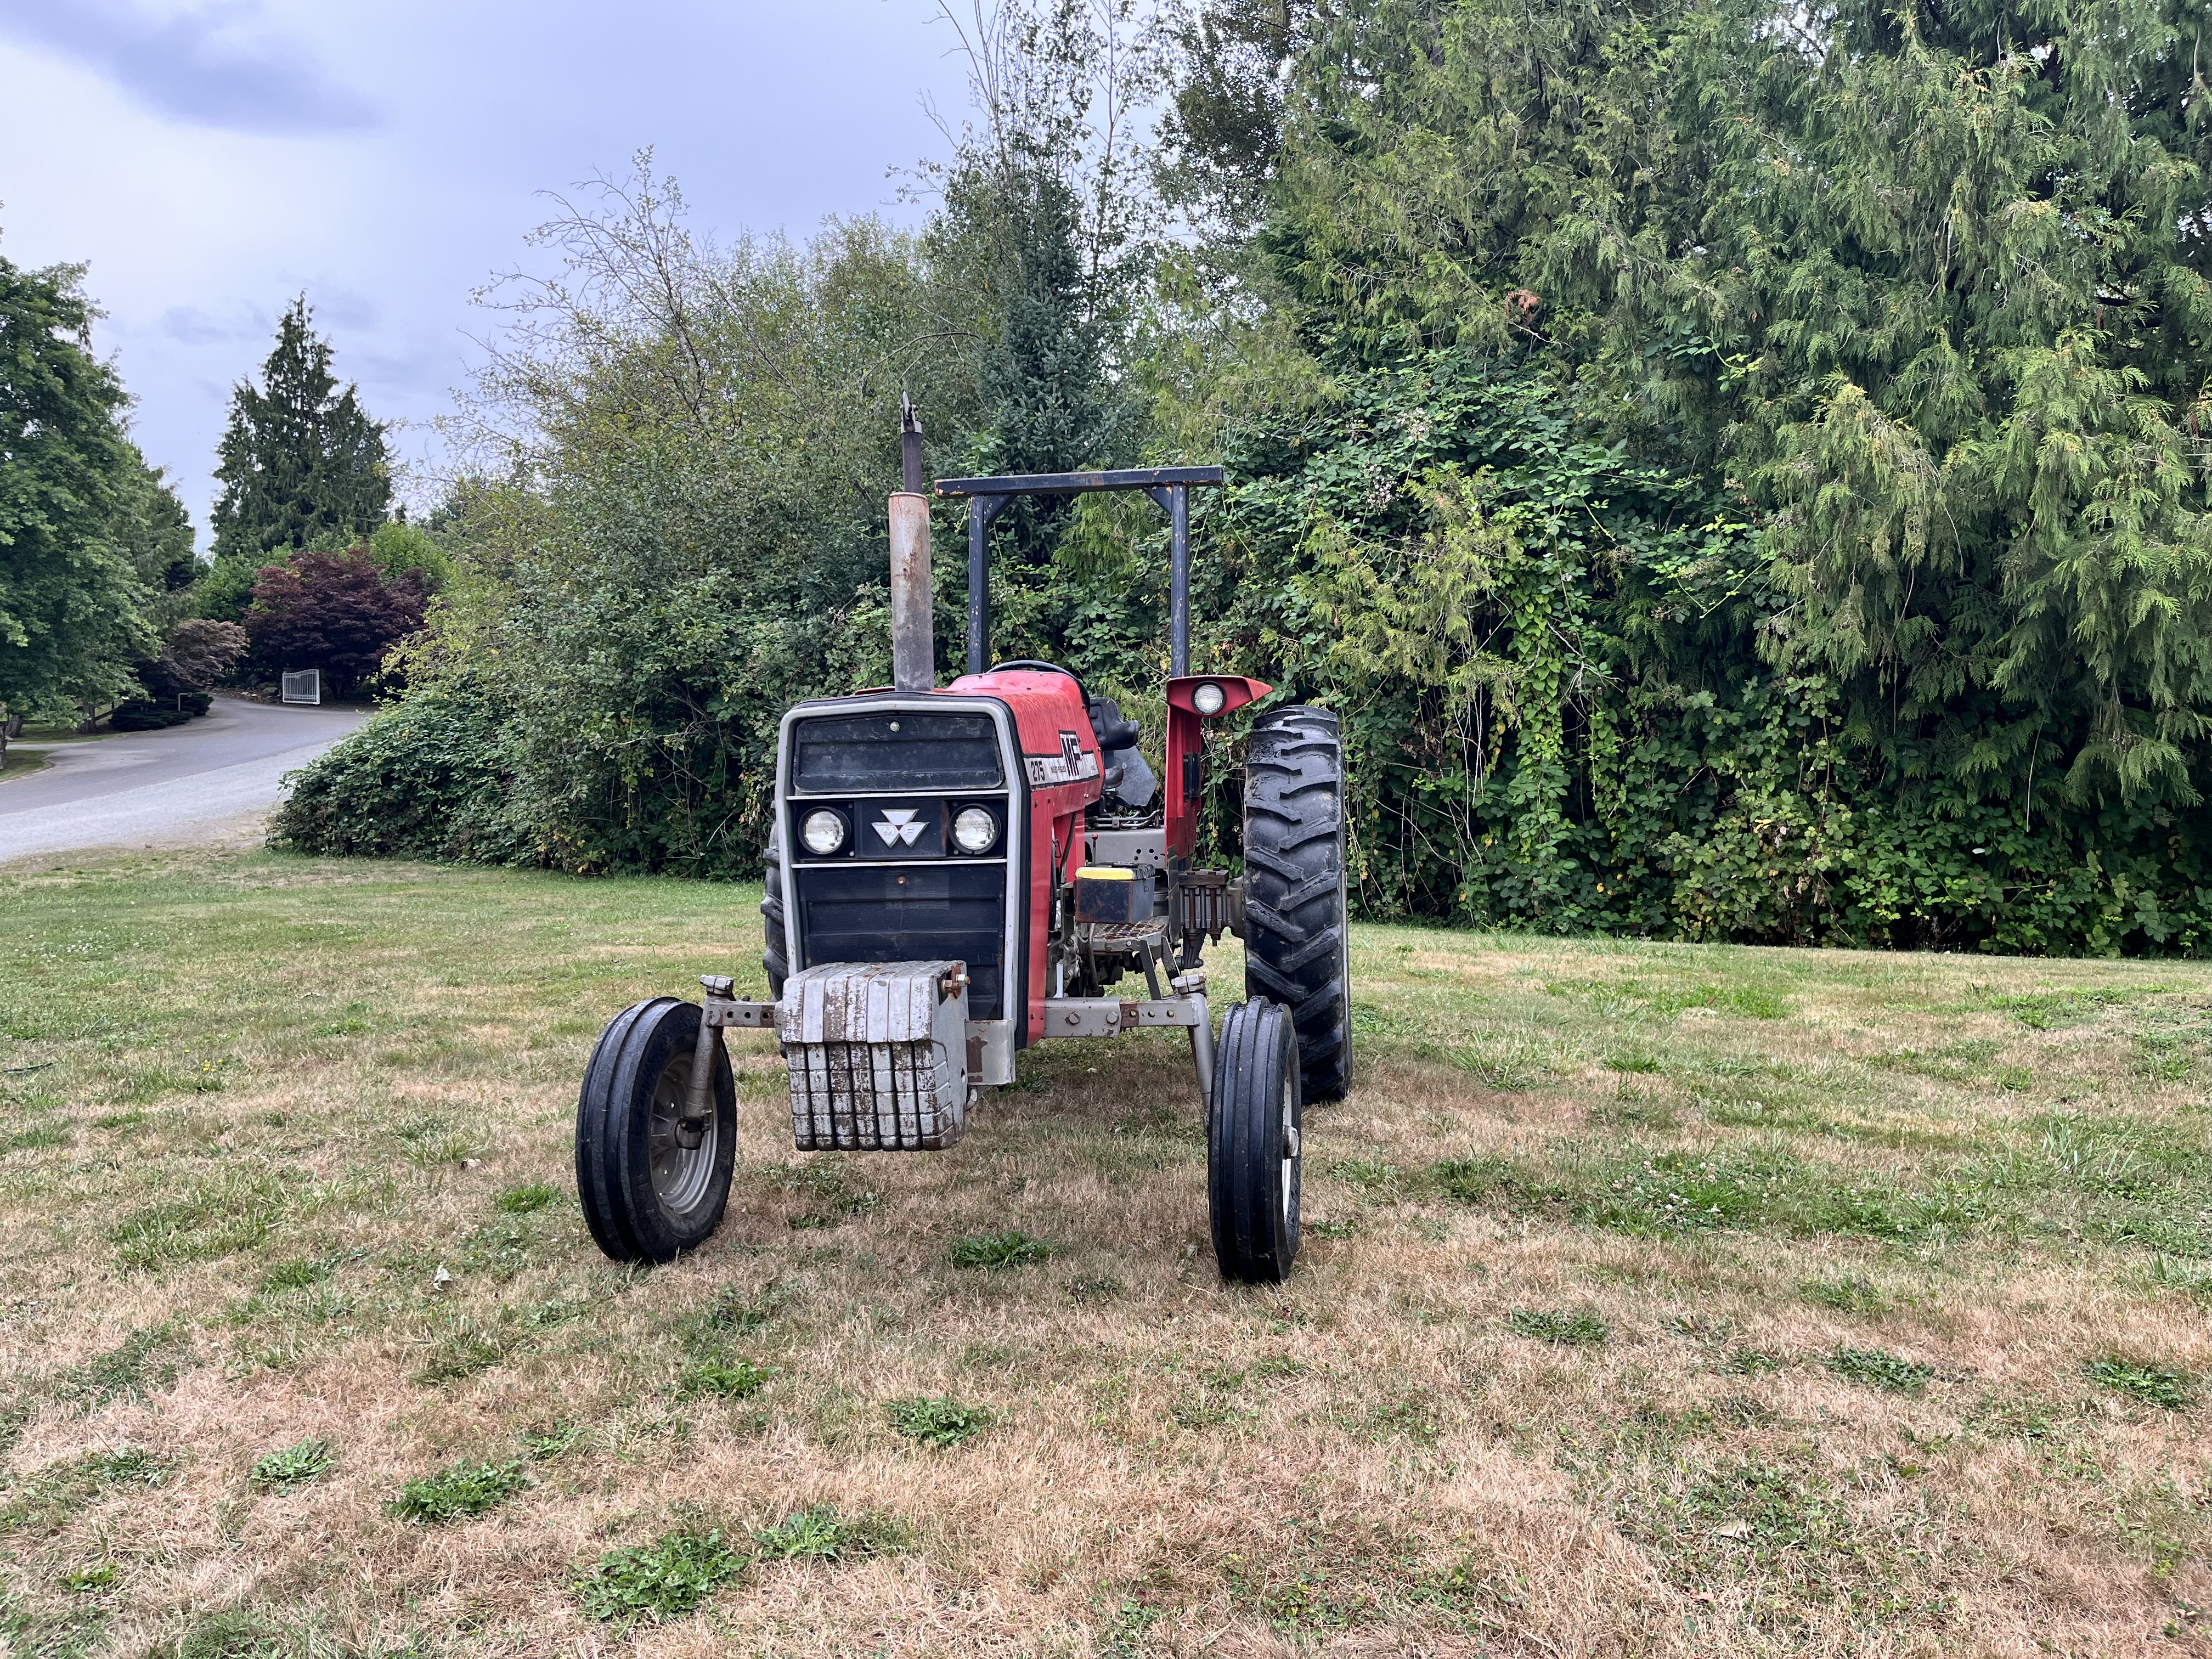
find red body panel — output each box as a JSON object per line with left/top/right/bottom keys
{"left": 944, "top": 668, "right": 1103, "bottom": 1041}
{"left": 1163, "top": 675, "right": 1271, "bottom": 860}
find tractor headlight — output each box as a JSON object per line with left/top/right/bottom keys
{"left": 800, "top": 808, "right": 849, "bottom": 856}
{"left": 1192, "top": 680, "right": 1227, "bottom": 716}
{"left": 952, "top": 805, "right": 1001, "bottom": 854}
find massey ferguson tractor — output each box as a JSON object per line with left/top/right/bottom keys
{"left": 574, "top": 411, "right": 1350, "bottom": 1283}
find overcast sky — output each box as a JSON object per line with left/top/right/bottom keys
{"left": 0, "top": 0, "right": 974, "bottom": 550}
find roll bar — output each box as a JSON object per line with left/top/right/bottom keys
{"left": 933, "top": 466, "right": 1227, "bottom": 679}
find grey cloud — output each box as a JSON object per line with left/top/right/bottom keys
{"left": 157, "top": 303, "right": 262, "bottom": 345}
{"left": 0, "top": 1, "right": 379, "bottom": 136}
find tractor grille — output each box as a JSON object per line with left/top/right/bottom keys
{"left": 792, "top": 862, "right": 1007, "bottom": 1021}
{"left": 791, "top": 712, "right": 1005, "bottom": 793}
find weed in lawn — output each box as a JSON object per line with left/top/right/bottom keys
{"left": 387, "top": 1458, "right": 528, "bottom": 1523}
{"left": 886, "top": 1395, "right": 994, "bottom": 1448}
{"left": 1801, "top": 1274, "right": 1892, "bottom": 1313}
{"left": 751, "top": 1502, "right": 911, "bottom": 1561}
{"left": 1067, "top": 1274, "right": 1124, "bottom": 1303}
{"left": 678, "top": 1357, "right": 775, "bottom": 1400}
{"left": 2085, "top": 1357, "right": 2193, "bottom": 1409}
{"left": 2147, "top": 1255, "right": 2212, "bottom": 1299}
{"left": 1426, "top": 1154, "right": 1521, "bottom": 1205}
{"left": 572, "top": 1528, "right": 746, "bottom": 1624}
{"left": 63, "top": 1562, "right": 118, "bottom": 1593}
{"left": 1718, "top": 1346, "right": 1786, "bottom": 1376}
{"left": 1330, "top": 1156, "right": 1403, "bottom": 1194}
{"left": 521, "top": 1419, "right": 583, "bottom": 1459}
{"left": 1827, "top": 1347, "right": 1934, "bottom": 1394}
{"left": 494, "top": 1182, "right": 556, "bottom": 1214}
{"left": 1507, "top": 1306, "right": 1611, "bottom": 1346}
{"left": 949, "top": 1231, "right": 1049, "bottom": 1269}
{"left": 249, "top": 1437, "right": 331, "bottom": 1491}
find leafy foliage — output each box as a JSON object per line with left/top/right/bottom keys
{"left": 278, "top": 0, "right": 2212, "bottom": 957}
{"left": 244, "top": 547, "right": 426, "bottom": 693}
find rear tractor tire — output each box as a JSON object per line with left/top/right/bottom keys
{"left": 1208, "top": 998, "right": 1302, "bottom": 1283}
{"left": 576, "top": 997, "right": 737, "bottom": 1264}
{"left": 1243, "top": 706, "right": 1352, "bottom": 1102}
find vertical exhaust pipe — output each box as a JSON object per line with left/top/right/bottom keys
{"left": 890, "top": 397, "right": 933, "bottom": 693}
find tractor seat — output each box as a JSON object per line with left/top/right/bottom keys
{"left": 1086, "top": 696, "right": 1142, "bottom": 753}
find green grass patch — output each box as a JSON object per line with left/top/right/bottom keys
{"left": 2084, "top": 1357, "right": 2193, "bottom": 1410}
{"left": 1799, "top": 1274, "right": 1891, "bottom": 1313}
{"left": 886, "top": 1395, "right": 994, "bottom": 1448}
{"left": 751, "top": 1502, "right": 912, "bottom": 1561}
{"left": 677, "top": 1357, "right": 775, "bottom": 1400}
{"left": 949, "top": 1231, "right": 1050, "bottom": 1269}
{"left": 494, "top": 1182, "right": 557, "bottom": 1214}
{"left": 387, "top": 1458, "right": 528, "bottom": 1523}
{"left": 1506, "top": 1306, "right": 1611, "bottom": 1346}
{"left": 1826, "top": 1347, "right": 1934, "bottom": 1394}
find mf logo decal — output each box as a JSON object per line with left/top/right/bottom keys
{"left": 1024, "top": 736, "right": 1102, "bottom": 787}
{"left": 872, "top": 807, "right": 926, "bottom": 847}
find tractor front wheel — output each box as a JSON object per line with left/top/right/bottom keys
{"left": 1208, "top": 999, "right": 1302, "bottom": 1283}
{"left": 575, "top": 997, "right": 737, "bottom": 1263}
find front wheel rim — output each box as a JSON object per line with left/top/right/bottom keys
{"left": 646, "top": 1053, "right": 718, "bottom": 1219}
{"left": 1280, "top": 1074, "right": 1299, "bottom": 1226}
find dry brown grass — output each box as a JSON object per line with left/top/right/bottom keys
{"left": 0, "top": 849, "right": 2207, "bottom": 1657}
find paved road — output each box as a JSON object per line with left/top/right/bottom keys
{"left": 0, "top": 696, "right": 370, "bottom": 862}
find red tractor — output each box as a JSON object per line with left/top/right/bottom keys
{"left": 575, "top": 413, "right": 1350, "bottom": 1282}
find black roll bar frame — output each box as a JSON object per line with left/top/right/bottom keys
{"left": 932, "top": 466, "right": 1226, "bottom": 679}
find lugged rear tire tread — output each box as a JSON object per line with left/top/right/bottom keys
{"left": 1243, "top": 706, "right": 1353, "bottom": 1102}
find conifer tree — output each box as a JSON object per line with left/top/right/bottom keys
{"left": 202, "top": 298, "right": 390, "bottom": 619}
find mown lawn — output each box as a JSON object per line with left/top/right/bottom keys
{"left": 0, "top": 849, "right": 2207, "bottom": 1657}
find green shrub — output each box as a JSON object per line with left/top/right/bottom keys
{"left": 387, "top": 1457, "right": 528, "bottom": 1523}
{"left": 268, "top": 692, "right": 531, "bottom": 863}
